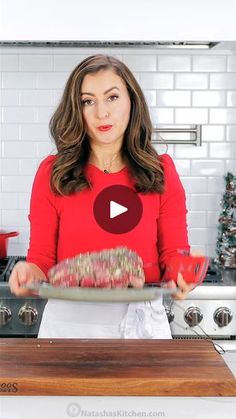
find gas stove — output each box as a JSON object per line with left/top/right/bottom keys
{"left": 164, "top": 262, "right": 236, "bottom": 342}
{"left": 0, "top": 256, "right": 236, "bottom": 341}
{"left": 0, "top": 257, "right": 47, "bottom": 337}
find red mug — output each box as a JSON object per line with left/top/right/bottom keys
{"left": 0, "top": 232, "right": 19, "bottom": 259}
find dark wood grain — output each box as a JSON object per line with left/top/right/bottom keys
{"left": 0, "top": 339, "right": 235, "bottom": 396}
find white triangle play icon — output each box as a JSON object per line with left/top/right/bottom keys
{"left": 110, "top": 200, "right": 128, "bottom": 219}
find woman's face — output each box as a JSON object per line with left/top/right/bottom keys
{"left": 81, "top": 69, "right": 131, "bottom": 147}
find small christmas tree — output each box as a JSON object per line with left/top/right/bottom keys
{"left": 215, "top": 172, "right": 236, "bottom": 268}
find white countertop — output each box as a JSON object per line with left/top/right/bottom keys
{"left": 214, "top": 340, "right": 236, "bottom": 378}
{"left": 222, "top": 352, "right": 236, "bottom": 377}
{"left": 1, "top": 394, "right": 235, "bottom": 419}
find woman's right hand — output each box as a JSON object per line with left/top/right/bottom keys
{"left": 9, "top": 261, "right": 47, "bottom": 297}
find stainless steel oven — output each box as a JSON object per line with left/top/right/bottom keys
{"left": 0, "top": 257, "right": 47, "bottom": 337}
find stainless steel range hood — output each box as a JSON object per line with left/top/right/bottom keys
{"left": 0, "top": 41, "right": 220, "bottom": 49}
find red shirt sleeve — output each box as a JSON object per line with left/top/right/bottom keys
{"left": 157, "top": 154, "right": 190, "bottom": 282}
{"left": 26, "top": 155, "right": 59, "bottom": 276}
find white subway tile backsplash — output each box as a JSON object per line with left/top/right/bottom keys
{"left": 2, "top": 209, "right": 29, "bottom": 226}
{"left": 225, "top": 160, "right": 236, "bottom": 173}
{"left": 37, "top": 142, "right": 56, "bottom": 157}
{"left": 175, "top": 143, "right": 208, "bottom": 159}
{"left": 18, "top": 193, "right": 30, "bottom": 209}
{"left": 174, "top": 159, "right": 191, "bottom": 175}
{"left": 1, "top": 55, "right": 19, "bottom": 71}
{"left": 207, "top": 176, "right": 225, "bottom": 193}
{"left": 226, "top": 125, "right": 236, "bottom": 141}
{"left": 19, "top": 55, "right": 53, "bottom": 71}
{"left": 0, "top": 193, "right": 18, "bottom": 209}
{"left": 189, "top": 228, "right": 217, "bottom": 245}
{"left": 189, "top": 229, "right": 207, "bottom": 245}
{"left": 227, "top": 91, "right": 236, "bottom": 107}
{"left": 175, "top": 74, "right": 208, "bottom": 89}
{"left": 193, "top": 56, "right": 226, "bottom": 72}
{"left": 17, "top": 227, "right": 30, "bottom": 243}
{"left": 0, "top": 124, "right": 20, "bottom": 140}
{"left": 210, "top": 73, "right": 236, "bottom": 89}
{"left": 19, "top": 159, "right": 41, "bottom": 175}
{"left": 208, "top": 229, "right": 219, "bottom": 246}
{"left": 2, "top": 175, "right": 33, "bottom": 193}
{"left": 20, "top": 124, "right": 50, "bottom": 141}
{"left": 191, "top": 160, "right": 225, "bottom": 176}
{"left": 157, "top": 56, "right": 191, "bottom": 72}
{"left": 149, "top": 108, "right": 174, "bottom": 124}
{"left": 122, "top": 55, "right": 156, "bottom": 71}
{"left": 133, "top": 72, "right": 140, "bottom": 83}
{"left": 210, "top": 108, "right": 236, "bottom": 124}
{"left": 20, "top": 90, "right": 54, "bottom": 106}
{"left": 2, "top": 142, "right": 37, "bottom": 158}
{"left": 1, "top": 159, "right": 20, "bottom": 175}
{"left": 155, "top": 144, "right": 174, "bottom": 156}
{"left": 35, "top": 107, "right": 55, "bottom": 123}
{"left": 7, "top": 242, "right": 27, "bottom": 256}
{"left": 191, "top": 245, "right": 207, "bottom": 255}
{"left": 2, "top": 72, "right": 37, "bottom": 88}
{"left": 0, "top": 48, "right": 236, "bottom": 257}
{"left": 143, "top": 90, "right": 156, "bottom": 106}
{"left": 190, "top": 194, "right": 221, "bottom": 211}
{"left": 140, "top": 73, "right": 173, "bottom": 89}
{"left": 156, "top": 91, "right": 190, "bottom": 107}
{"left": 206, "top": 245, "right": 216, "bottom": 257}
{"left": 209, "top": 142, "right": 236, "bottom": 158}
{"left": 53, "top": 90, "right": 63, "bottom": 105}
{"left": 181, "top": 177, "right": 207, "bottom": 193}
{"left": 185, "top": 194, "right": 190, "bottom": 210}
{"left": 37, "top": 72, "right": 69, "bottom": 89}
{"left": 2, "top": 107, "right": 36, "bottom": 123}
{"left": 0, "top": 90, "right": 20, "bottom": 106}
{"left": 207, "top": 211, "right": 220, "bottom": 227}
{"left": 202, "top": 125, "right": 225, "bottom": 142}
{"left": 227, "top": 55, "right": 236, "bottom": 72}
{"left": 187, "top": 211, "right": 207, "bottom": 228}
{"left": 175, "top": 108, "right": 208, "bottom": 124}
{"left": 192, "top": 91, "right": 225, "bottom": 107}
{"left": 53, "top": 55, "right": 87, "bottom": 71}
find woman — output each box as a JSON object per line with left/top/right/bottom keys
{"left": 9, "top": 54, "right": 194, "bottom": 339}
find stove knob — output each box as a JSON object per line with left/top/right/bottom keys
{"left": 184, "top": 307, "right": 203, "bottom": 327}
{"left": 18, "top": 305, "right": 38, "bottom": 326}
{"left": 214, "top": 307, "right": 233, "bottom": 327}
{"left": 165, "top": 308, "right": 174, "bottom": 323}
{"left": 0, "top": 306, "right": 12, "bottom": 326}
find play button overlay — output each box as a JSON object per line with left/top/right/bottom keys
{"left": 93, "top": 185, "right": 143, "bottom": 234}
{"left": 110, "top": 201, "right": 128, "bottom": 218}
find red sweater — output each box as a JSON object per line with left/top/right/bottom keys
{"left": 26, "top": 154, "right": 190, "bottom": 283}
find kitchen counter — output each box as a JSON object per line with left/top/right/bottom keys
{"left": 0, "top": 338, "right": 235, "bottom": 397}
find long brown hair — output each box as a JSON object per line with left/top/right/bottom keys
{"left": 49, "top": 54, "right": 164, "bottom": 195}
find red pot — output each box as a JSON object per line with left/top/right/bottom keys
{"left": 0, "top": 232, "right": 19, "bottom": 259}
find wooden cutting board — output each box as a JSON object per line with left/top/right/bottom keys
{"left": 0, "top": 339, "right": 235, "bottom": 396}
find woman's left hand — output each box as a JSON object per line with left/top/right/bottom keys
{"left": 164, "top": 272, "right": 196, "bottom": 300}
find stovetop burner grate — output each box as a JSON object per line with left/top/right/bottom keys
{"left": 0, "top": 256, "right": 26, "bottom": 282}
